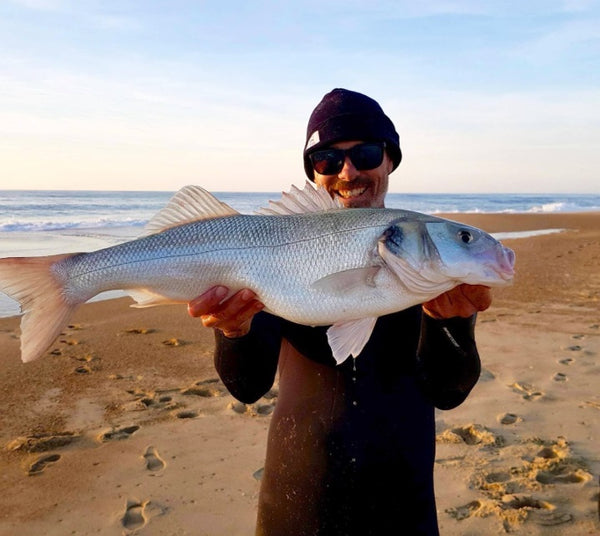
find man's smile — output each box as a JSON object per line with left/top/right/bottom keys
{"left": 334, "top": 186, "right": 368, "bottom": 199}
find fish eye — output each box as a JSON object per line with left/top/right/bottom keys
{"left": 458, "top": 230, "right": 473, "bottom": 244}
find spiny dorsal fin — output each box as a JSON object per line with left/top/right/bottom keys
{"left": 255, "top": 181, "right": 342, "bottom": 215}
{"left": 144, "top": 185, "right": 239, "bottom": 235}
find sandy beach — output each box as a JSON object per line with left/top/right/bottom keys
{"left": 0, "top": 212, "right": 598, "bottom": 536}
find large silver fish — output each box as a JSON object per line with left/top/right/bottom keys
{"left": 0, "top": 182, "right": 514, "bottom": 364}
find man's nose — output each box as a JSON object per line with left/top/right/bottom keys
{"left": 337, "top": 156, "right": 359, "bottom": 180}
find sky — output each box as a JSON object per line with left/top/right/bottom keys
{"left": 1, "top": 1, "right": 599, "bottom": 193}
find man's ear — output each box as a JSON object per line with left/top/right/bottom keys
{"left": 386, "top": 153, "right": 394, "bottom": 173}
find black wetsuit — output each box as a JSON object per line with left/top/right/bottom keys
{"left": 214, "top": 306, "right": 481, "bottom": 536}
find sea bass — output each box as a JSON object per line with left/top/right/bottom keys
{"left": 0, "top": 182, "right": 515, "bottom": 364}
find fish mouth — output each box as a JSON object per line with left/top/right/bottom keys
{"left": 497, "top": 246, "right": 516, "bottom": 279}
{"left": 483, "top": 247, "right": 515, "bottom": 284}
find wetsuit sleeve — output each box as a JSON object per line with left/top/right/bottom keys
{"left": 416, "top": 313, "right": 481, "bottom": 410}
{"left": 213, "top": 312, "right": 282, "bottom": 404}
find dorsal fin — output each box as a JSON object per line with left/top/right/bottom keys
{"left": 144, "top": 185, "right": 239, "bottom": 235}
{"left": 256, "top": 181, "right": 342, "bottom": 215}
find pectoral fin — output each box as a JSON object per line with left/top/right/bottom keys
{"left": 312, "top": 266, "right": 380, "bottom": 294}
{"left": 326, "top": 317, "right": 378, "bottom": 365}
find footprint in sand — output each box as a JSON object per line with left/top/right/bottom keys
{"left": 162, "top": 337, "right": 183, "bottom": 346}
{"left": 445, "top": 499, "right": 490, "bottom": 520}
{"left": 180, "top": 386, "right": 214, "bottom": 397}
{"left": 59, "top": 338, "right": 79, "bottom": 346}
{"left": 498, "top": 412, "right": 521, "bottom": 425}
{"left": 121, "top": 499, "right": 165, "bottom": 531}
{"left": 510, "top": 381, "right": 544, "bottom": 401}
{"left": 263, "top": 388, "right": 279, "bottom": 400}
{"left": 255, "top": 403, "right": 275, "bottom": 415}
{"left": 143, "top": 446, "right": 165, "bottom": 472}
{"left": 553, "top": 372, "right": 568, "bottom": 382}
{"left": 436, "top": 424, "right": 503, "bottom": 447}
{"left": 124, "top": 327, "right": 155, "bottom": 335}
{"left": 478, "top": 368, "right": 496, "bottom": 382}
{"left": 73, "top": 354, "right": 99, "bottom": 374}
{"left": 449, "top": 436, "right": 588, "bottom": 530}
{"left": 504, "top": 496, "right": 574, "bottom": 527}
{"left": 530, "top": 441, "right": 593, "bottom": 485}
{"left": 581, "top": 399, "right": 600, "bottom": 409}
{"left": 27, "top": 453, "right": 61, "bottom": 475}
{"left": 7, "top": 432, "right": 79, "bottom": 453}
{"left": 532, "top": 510, "right": 574, "bottom": 526}
{"left": 253, "top": 467, "right": 264, "bottom": 481}
{"left": 227, "top": 400, "right": 276, "bottom": 417}
{"left": 141, "top": 394, "right": 174, "bottom": 408}
{"left": 229, "top": 401, "right": 249, "bottom": 414}
{"left": 558, "top": 357, "right": 575, "bottom": 365}
{"left": 227, "top": 388, "right": 278, "bottom": 417}
{"left": 173, "top": 409, "right": 198, "bottom": 419}
{"left": 98, "top": 425, "right": 140, "bottom": 442}
{"left": 535, "top": 466, "right": 593, "bottom": 485}
{"left": 447, "top": 495, "right": 573, "bottom": 528}
{"left": 121, "top": 499, "right": 148, "bottom": 531}
{"left": 502, "top": 495, "right": 553, "bottom": 512}
{"left": 181, "top": 378, "right": 226, "bottom": 398}
{"left": 122, "top": 389, "right": 179, "bottom": 412}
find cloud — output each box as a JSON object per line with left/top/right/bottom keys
{"left": 517, "top": 17, "right": 600, "bottom": 62}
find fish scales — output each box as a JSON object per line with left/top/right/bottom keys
{"left": 57, "top": 209, "right": 399, "bottom": 324}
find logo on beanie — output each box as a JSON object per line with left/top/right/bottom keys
{"left": 305, "top": 130, "right": 320, "bottom": 151}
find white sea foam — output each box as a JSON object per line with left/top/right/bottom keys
{"left": 528, "top": 202, "right": 570, "bottom": 213}
{"left": 492, "top": 228, "right": 565, "bottom": 240}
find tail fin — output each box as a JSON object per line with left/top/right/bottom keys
{"left": 0, "top": 253, "right": 79, "bottom": 363}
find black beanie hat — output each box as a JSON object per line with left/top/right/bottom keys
{"left": 303, "top": 88, "right": 402, "bottom": 180}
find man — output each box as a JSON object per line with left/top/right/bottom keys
{"left": 188, "top": 88, "right": 491, "bottom": 535}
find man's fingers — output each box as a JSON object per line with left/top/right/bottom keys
{"left": 203, "top": 299, "right": 264, "bottom": 335}
{"left": 459, "top": 284, "right": 492, "bottom": 312}
{"left": 422, "top": 284, "right": 492, "bottom": 319}
{"left": 216, "top": 289, "right": 259, "bottom": 317}
{"left": 187, "top": 286, "right": 229, "bottom": 317}
{"left": 187, "top": 287, "right": 264, "bottom": 337}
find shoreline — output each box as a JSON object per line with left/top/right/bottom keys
{"left": 0, "top": 211, "right": 599, "bottom": 535}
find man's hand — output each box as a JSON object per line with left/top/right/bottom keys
{"left": 422, "top": 284, "right": 492, "bottom": 320}
{"left": 188, "top": 286, "right": 264, "bottom": 338}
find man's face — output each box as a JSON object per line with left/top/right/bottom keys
{"left": 312, "top": 140, "right": 393, "bottom": 208}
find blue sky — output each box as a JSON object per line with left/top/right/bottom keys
{"left": 1, "top": 1, "right": 599, "bottom": 193}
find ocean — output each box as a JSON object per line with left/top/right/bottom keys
{"left": 1, "top": 188, "right": 598, "bottom": 317}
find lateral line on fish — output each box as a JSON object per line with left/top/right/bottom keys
{"left": 66, "top": 222, "right": 390, "bottom": 279}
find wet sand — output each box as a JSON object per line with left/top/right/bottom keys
{"left": 0, "top": 212, "right": 598, "bottom": 535}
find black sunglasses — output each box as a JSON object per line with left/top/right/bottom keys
{"left": 309, "top": 142, "right": 386, "bottom": 176}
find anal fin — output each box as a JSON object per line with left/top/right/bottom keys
{"left": 127, "top": 289, "right": 183, "bottom": 308}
